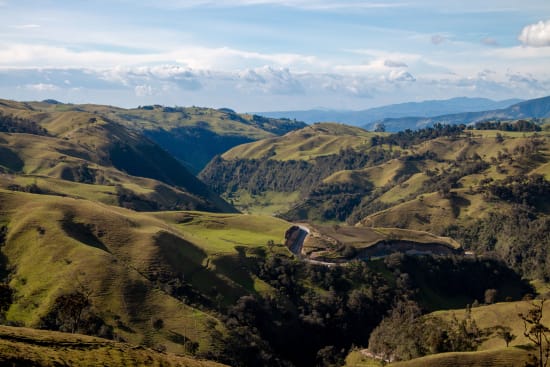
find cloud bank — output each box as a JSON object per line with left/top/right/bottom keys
{"left": 519, "top": 20, "right": 550, "bottom": 47}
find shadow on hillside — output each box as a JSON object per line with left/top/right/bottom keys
{"left": 451, "top": 195, "right": 471, "bottom": 218}
{"left": 61, "top": 214, "right": 110, "bottom": 253}
{"left": 0, "top": 226, "right": 9, "bottom": 280}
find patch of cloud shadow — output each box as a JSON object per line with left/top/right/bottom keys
{"left": 519, "top": 20, "right": 550, "bottom": 47}
{"left": 384, "top": 59, "right": 408, "bottom": 68}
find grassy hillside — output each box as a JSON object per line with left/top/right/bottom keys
{"left": 222, "top": 123, "right": 377, "bottom": 161}
{"left": 0, "top": 100, "right": 235, "bottom": 213}
{"left": 203, "top": 122, "right": 549, "bottom": 227}
{"left": 1, "top": 99, "right": 306, "bottom": 173}
{"left": 0, "top": 325, "right": 227, "bottom": 366}
{"left": 388, "top": 348, "right": 529, "bottom": 367}
{"left": 380, "top": 299, "right": 550, "bottom": 367}
{"left": 0, "top": 189, "right": 290, "bottom": 355}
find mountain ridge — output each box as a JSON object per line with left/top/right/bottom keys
{"left": 256, "top": 97, "right": 523, "bottom": 127}
{"left": 372, "top": 95, "right": 550, "bottom": 131}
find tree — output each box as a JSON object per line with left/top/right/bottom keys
{"left": 485, "top": 288, "right": 498, "bottom": 304}
{"left": 497, "top": 327, "right": 516, "bottom": 347}
{"left": 519, "top": 299, "right": 550, "bottom": 367}
{"left": 374, "top": 123, "right": 386, "bottom": 133}
{"left": 0, "top": 283, "right": 14, "bottom": 322}
{"left": 41, "top": 291, "right": 91, "bottom": 333}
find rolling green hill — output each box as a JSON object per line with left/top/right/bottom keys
{"left": 0, "top": 98, "right": 547, "bottom": 367}
{"left": 201, "top": 121, "right": 550, "bottom": 281}
{"left": 0, "top": 99, "right": 235, "bottom": 213}
{"left": 201, "top": 121, "right": 549, "bottom": 224}
{"left": 3, "top": 99, "right": 306, "bottom": 173}
{"left": 0, "top": 188, "right": 290, "bottom": 356}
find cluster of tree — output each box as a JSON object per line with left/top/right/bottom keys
{"left": 421, "top": 159, "right": 489, "bottom": 198}
{"left": 283, "top": 181, "right": 374, "bottom": 222}
{"left": 370, "top": 123, "right": 465, "bottom": 149}
{"left": 0, "top": 112, "right": 49, "bottom": 135}
{"left": 368, "top": 301, "right": 483, "bottom": 362}
{"left": 206, "top": 257, "right": 395, "bottom": 367}
{"left": 471, "top": 119, "right": 542, "bottom": 132}
{"left": 200, "top": 148, "right": 393, "bottom": 196}
{"left": 445, "top": 205, "right": 550, "bottom": 280}
{"left": 481, "top": 174, "right": 550, "bottom": 208}
{"left": 248, "top": 115, "right": 306, "bottom": 136}
{"left": 202, "top": 251, "right": 530, "bottom": 367}
{"left": 39, "top": 290, "right": 114, "bottom": 339}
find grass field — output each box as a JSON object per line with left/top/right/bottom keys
{"left": 344, "top": 350, "right": 384, "bottom": 367}
{"left": 153, "top": 211, "right": 290, "bottom": 255}
{"left": 388, "top": 348, "right": 529, "bottom": 367}
{"left": 223, "top": 190, "right": 301, "bottom": 215}
{"left": 0, "top": 189, "right": 226, "bottom": 354}
{"left": 0, "top": 189, "right": 295, "bottom": 354}
{"left": 0, "top": 325, "right": 227, "bottom": 367}
{"left": 222, "top": 122, "right": 377, "bottom": 161}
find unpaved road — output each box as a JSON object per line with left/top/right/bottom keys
{"left": 288, "top": 225, "right": 310, "bottom": 256}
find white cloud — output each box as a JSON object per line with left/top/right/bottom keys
{"left": 11, "top": 24, "right": 41, "bottom": 29}
{"left": 23, "top": 83, "right": 58, "bottom": 91}
{"left": 237, "top": 66, "right": 304, "bottom": 94}
{"left": 519, "top": 20, "right": 550, "bottom": 47}
{"left": 134, "top": 84, "right": 155, "bottom": 96}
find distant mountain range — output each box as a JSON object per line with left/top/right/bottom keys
{"left": 257, "top": 97, "right": 523, "bottom": 128}
{"left": 372, "top": 95, "right": 550, "bottom": 131}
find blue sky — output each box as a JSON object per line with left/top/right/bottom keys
{"left": 1, "top": 0, "right": 550, "bottom": 111}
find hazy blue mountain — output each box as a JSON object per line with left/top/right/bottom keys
{"left": 257, "top": 97, "right": 522, "bottom": 126}
{"left": 371, "top": 95, "right": 550, "bottom": 131}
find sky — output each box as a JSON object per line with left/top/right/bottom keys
{"left": 1, "top": 0, "right": 550, "bottom": 111}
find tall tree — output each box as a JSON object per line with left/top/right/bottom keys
{"left": 519, "top": 299, "right": 550, "bottom": 367}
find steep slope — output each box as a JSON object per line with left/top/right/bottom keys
{"left": 0, "top": 189, "right": 289, "bottom": 355}
{"left": 203, "top": 121, "right": 549, "bottom": 223}
{"left": 373, "top": 95, "right": 550, "bottom": 131}
{"left": 200, "top": 123, "right": 386, "bottom": 214}
{"left": 0, "top": 100, "right": 235, "bottom": 213}
{"left": 15, "top": 100, "right": 306, "bottom": 173}
{"left": 0, "top": 325, "right": 227, "bottom": 367}
{"left": 201, "top": 122, "right": 550, "bottom": 280}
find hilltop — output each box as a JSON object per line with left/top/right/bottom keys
{"left": 0, "top": 99, "right": 235, "bottom": 213}
{"left": 201, "top": 120, "right": 550, "bottom": 279}
{"left": 12, "top": 100, "right": 306, "bottom": 173}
